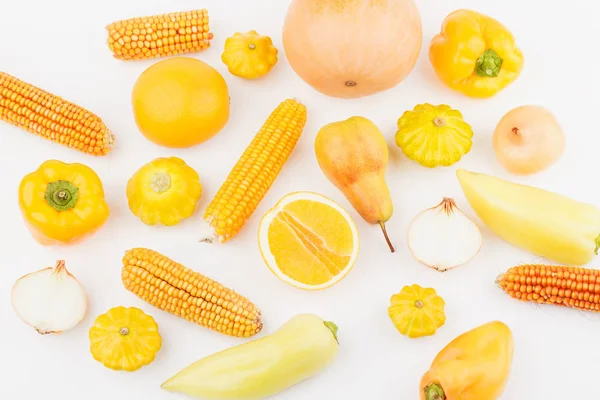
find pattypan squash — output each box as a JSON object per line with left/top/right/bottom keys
{"left": 126, "top": 157, "right": 202, "bottom": 226}
{"left": 89, "top": 306, "right": 162, "bottom": 372}
{"left": 388, "top": 284, "right": 446, "bottom": 338}
{"left": 395, "top": 103, "right": 473, "bottom": 168}
{"left": 221, "top": 30, "right": 278, "bottom": 79}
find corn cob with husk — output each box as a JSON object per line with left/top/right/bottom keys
{"left": 121, "top": 248, "right": 263, "bottom": 338}
{"left": 106, "top": 9, "right": 214, "bottom": 61}
{"left": 203, "top": 98, "right": 307, "bottom": 243}
{"left": 497, "top": 264, "right": 600, "bottom": 312}
{"left": 0, "top": 72, "right": 114, "bottom": 156}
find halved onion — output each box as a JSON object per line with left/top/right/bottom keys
{"left": 407, "top": 198, "right": 482, "bottom": 272}
{"left": 11, "top": 260, "right": 88, "bottom": 334}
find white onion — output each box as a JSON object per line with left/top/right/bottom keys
{"left": 407, "top": 198, "right": 482, "bottom": 272}
{"left": 11, "top": 260, "right": 88, "bottom": 334}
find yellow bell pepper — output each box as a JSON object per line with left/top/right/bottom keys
{"left": 18, "top": 160, "right": 109, "bottom": 245}
{"left": 221, "top": 30, "right": 278, "bottom": 79}
{"left": 457, "top": 169, "right": 600, "bottom": 266}
{"left": 89, "top": 306, "right": 162, "bottom": 372}
{"left": 429, "top": 10, "right": 524, "bottom": 98}
{"left": 420, "top": 321, "right": 514, "bottom": 400}
{"left": 126, "top": 157, "right": 202, "bottom": 226}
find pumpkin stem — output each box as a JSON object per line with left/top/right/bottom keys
{"left": 345, "top": 80, "right": 357, "bottom": 87}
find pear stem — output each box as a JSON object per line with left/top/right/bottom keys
{"left": 379, "top": 221, "right": 395, "bottom": 253}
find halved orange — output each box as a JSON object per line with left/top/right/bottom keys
{"left": 258, "top": 191, "right": 359, "bottom": 290}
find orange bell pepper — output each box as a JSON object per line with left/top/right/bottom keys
{"left": 429, "top": 10, "right": 524, "bottom": 98}
{"left": 419, "top": 321, "right": 514, "bottom": 400}
{"left": 18, "top": 160, "right": 110, "bottom": 245}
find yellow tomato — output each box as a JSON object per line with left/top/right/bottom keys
{"left": 429, "top": 10, "right": 524, "bottom": 98}
{"left": 89, "top": 306, "right": 162, "bottom": 372}
{"left": 132, "top": 57, "right": 230, "bottom": 148}
{"left": 126, "top": 157, "right": 202, "bottom": 226}
{"left": 18, "top": 160, "right": 109, "bottom": 245}
{"left": 221, "top": 30, "right": 278, "bottom": 79}
{"left": 388, "top": 284, "right": 446, "bottom": 338}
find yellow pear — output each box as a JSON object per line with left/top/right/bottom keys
{"left": 315, "top": 116, "right": 395, "bottom": 252}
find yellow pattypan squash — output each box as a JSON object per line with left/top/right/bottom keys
{"left": 126, "top": 157, "right": 202, "bottom": 226}
{"left": 388, "top": 284, "right": 446, "bottom": 339}
{"left": 89, "top": 306, "right": 162, "bottom": 372}
{"left": 395, "top": 103, "right": 473, "bottom": 168}
{"left": 221, "top": 30, "right": 278, "bottom": 79}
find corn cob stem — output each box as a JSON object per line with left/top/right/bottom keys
{"left": 121, "top": 248, "right": 263, "bottom": 338}
{"left": 106, "top": 9, "right": 213, "bottom": 61}
{"left": 203, "top": 98, "right": 308, "bottom": 243}
{"left": 497, "top": 264, "right": 600, "bottom": 312}
{"left": 0, "top": 72, "right": 114, "bottom": 156}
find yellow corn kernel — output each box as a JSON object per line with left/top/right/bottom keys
{"left": 497, "top": 264, "right": 600, "bottom": 312}
{"left": 106, "top": 9, "right": 214, "bottom": 61}
{"left": 121, "top": 248, "right": 263, "bottom": 338}
{"left": 204, "top": 99, "right": 308, "bottom": 242}
{"left": 0, "top": 72, "right": 114, "bottom": 156}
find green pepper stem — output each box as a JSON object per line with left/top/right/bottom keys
{"left": 324, "top": 321, "right": 339, "bottom": 344}
{"left": 45, "top": 180, "right": 79, "bottom": 212}
{"left": 595, "top": 234, "right": 600, "bottom": 255}
{"left": 474, "top": 49, "right": 503, "bottom": 78}
{"left": 424, "top": 383, "right": 446, "bottom": 400}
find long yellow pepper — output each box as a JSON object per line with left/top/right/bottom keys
{"left": 457, "top": 169, "right": 600, "bottom": 266}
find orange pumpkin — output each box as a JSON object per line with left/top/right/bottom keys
{"left": 282, "top": 0, "right": 422, "bottom": 99}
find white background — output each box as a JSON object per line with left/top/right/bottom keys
{"left": 1, "top": 0, "right": 599, "bottom": 399}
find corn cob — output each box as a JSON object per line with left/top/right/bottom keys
{"left": 122, "top": 248, "right": 263, "bottom": 338}
{"left": 0, "top": 72, "right": 114, "bottom": 156}
{"left": 497, "top": 264, "right": 600, "bottom": 312}
{"left": 106, "top": 9, "right": 214, "bottom": 61}
{"left": 203, "top": 99, "right": 307, "bottom": 242}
